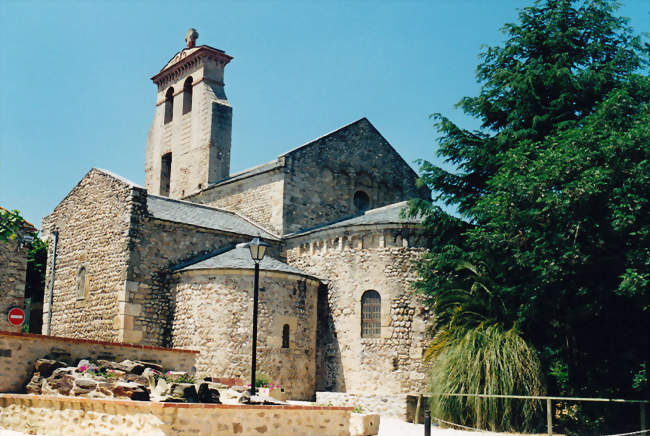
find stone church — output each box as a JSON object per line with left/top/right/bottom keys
{"left": 41, "top": 30, "right": 432, "bottom": 413}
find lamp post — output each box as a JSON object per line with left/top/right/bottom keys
{"left": 246, "top": 236, "right": 270, "bottom": 397}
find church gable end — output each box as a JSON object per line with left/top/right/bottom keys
{"left": 281, "top": 118, "right": 429, "bottom": 234}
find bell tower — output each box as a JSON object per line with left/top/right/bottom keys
{"left": 145, "top": 28, "right": 233, "bottom": 198}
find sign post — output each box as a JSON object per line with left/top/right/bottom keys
{"left": 8, "top": 307, "right": 26, "bottom": 327}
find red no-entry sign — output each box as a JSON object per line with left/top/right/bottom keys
{"left": 7, "top": 307, "right": 25, "bottom": 326}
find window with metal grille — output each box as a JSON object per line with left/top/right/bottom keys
{"left": 361, "top": 290, "right": 381, "bottom": 338}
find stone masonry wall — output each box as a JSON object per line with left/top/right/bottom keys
{"left": 146, "top": 54, "right": 232, "bottom": 199}
{"left": 282, "top": 118, "right": 429, "bottom": 234}
{"left": 40, "top": 170, "right": 137, "bottom": 342}
{"left": 124, "top": 217, "right": 257, "bottom": 347}
{"left": 0, "top": 394, "right": 351, "bottom": 436}
{"left": 186, "top": 166, "right": 284, "bottom": 235}
{"left": 0, "top": 238, "right": 28, "bottom": 332}
{"left": 286, "top": 225, "right": 431, "bottom": 397}
{"left": 171, "top": 270, "right": 318, "bottom": 400}
{"left": 0, "top": 331, "right": 198, "bottom": 394}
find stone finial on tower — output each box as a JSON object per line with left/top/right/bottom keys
{"left": 185, "top": 28, "right": 199, "bottom": 48}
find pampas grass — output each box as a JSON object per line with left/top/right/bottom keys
{"left": 428, "top": 323, "right": 545, "bottom": 432}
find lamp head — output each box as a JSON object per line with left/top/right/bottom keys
{"left": 247, "top": 237, "right": 270, "bottom": 262}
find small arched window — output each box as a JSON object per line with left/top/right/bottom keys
{"left": 77, "top": 266, "right": 87, "bottom": 300}
{"left": 164, "top": 87, "right": 174, "bottom": 124}
{"left": 182, "top": 77, "right": 193, "bottom": 115}
{"left": 354, "top": 191, "right": 370, "bottom": 212}
{"left": 282, "top": 324, "right": 290, "bottom": 348}
{"left": 361, "top": 290, "right": 381, "bottom": 338}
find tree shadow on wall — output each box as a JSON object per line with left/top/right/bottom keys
{"left": 315, "top": 283, "right": 346, "bottom": 394}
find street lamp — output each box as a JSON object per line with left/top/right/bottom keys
{"left": 246, "top": 236, "right": 270, "bottom": 397}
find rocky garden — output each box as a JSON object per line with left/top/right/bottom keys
{"left": 23, "top": 354, "right": 285, "bottom": 405}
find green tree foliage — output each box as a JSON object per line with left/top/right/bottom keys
{"left": 412, "top": 0, "right": 649, "bottom": 431}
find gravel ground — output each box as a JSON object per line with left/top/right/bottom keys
{"left": 379, "top": 417, "right": 503, "bottom": 435}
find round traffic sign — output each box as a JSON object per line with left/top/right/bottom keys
{"left": 7, "top": 307, "right": 25, "bottom": 326}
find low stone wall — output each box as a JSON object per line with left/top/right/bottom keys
{"left": 0, "top": 331, "right": 198, "bottom": 393}
{"left": 317, "top": 391, "right": 409, "bottom": 419}
{"left": 0, "top": 394, "right": 352, "bottom": 436}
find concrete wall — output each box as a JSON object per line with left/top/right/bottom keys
{"left": 0, "top": 331, "right": 198, "bottom": 394}
{"left": 0, "top": 238, "right": 28, "bottom": 332}
{"left": 40, "top": 169, "right": 138, "bottom": 342}
{"left": 286, "top": 225, "right": 431, "bottom": 396}
{"left": 0, "top": 394, "right": 351, "bottom": 436}
{"left": 187, "top": 166, "right": 285, "bottom": 235}
{"left": 282, "top": 118, "right": 429, "bottom": 234}
{"left": 171, "top": 269, "right": 319, "bottom": 400}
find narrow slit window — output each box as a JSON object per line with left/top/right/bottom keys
{"left": 164, "top": 87, "right": 174, "bottom": 124}
{"left": 182, "top": 77, "right": 193, "bottom": 115}
{"left": 282, "top": 324, "right": 290, "bottom": 348}
{"left": 77, "top": 266, "right": 87, "bottom": 300}
{"left": 361, "top": 290, "right": 381, "bottom": 338}
{"left": 160, "top": 153, "right": 172, "bottom": 196}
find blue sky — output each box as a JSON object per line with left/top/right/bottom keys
{"left": 0, "top": 0, "right": 647, "bottom": 228}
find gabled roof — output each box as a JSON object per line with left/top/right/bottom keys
{"left": 174, "top": 245, "right": 317, "bottom": 279}
{"left": 286, "top": 201, "right": 420, "bottom": 238}
{"left": 147, "top": 195, "right": 277, "bottom": 239}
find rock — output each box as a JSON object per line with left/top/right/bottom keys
{"left": 124, "top": 374, "right": 149, "bottom": 386}
{"left": 47, "top": 373, "right": 75, "bottom": 395}
{"left": 96, "top": 382, "right": 114, "bottom": 396}
{"left": 25, "top": 374, "right": 43, "bottom": 394}
{"left": 197, "top": 382, "right": 221, "bottom": 404}
{"left": 141, "top": 367, "right": 158, "bottom": 389}
{"left": 231, "top": 384, "right": 248, "bottom": 393}
{"left": 237, "top": 390, "right": 250, "bottom": 404}
{"left": 115, "top": 360, "right": 146, "bottom": 375}
{"left": 74, "top": 378, "right": 98, "bottom": 395}
{"left": 76, "top": 359, "right": 91, "bottom": 369}
{"left": 167, "top": 383, "right": 198, "bottom": 403}
{"left": 112, "top": 382, "right": 150, "bottom": 401}
{"left": 34, "top": 359, "right": 67, "bottom": 378}
{"left": 134, "top": 360, "right": 163, "bottom": 373}
{"left": 219, "top": 388, "right": 245, "bottom": 404}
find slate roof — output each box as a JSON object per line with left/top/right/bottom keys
{"left": 147, "top": 195, "right": 276, "bottom": 239}
{"left": 175, "top": 245, "right": 316, "bottom": 279}
{"left": 287, "top": 201, "right": 420, "bottom": 237}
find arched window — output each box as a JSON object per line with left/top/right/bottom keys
{"left": 160, "top": 152, "right": 172, "bottom": 196}
{"left": 77, "top": 266, "right": 87, "bottom": 300}
{"left": 361, "top": 290, "right": 381, "bottom": 338}
{"left": 164, "top": 87, "right": 174, "bottom": 124}
{"left": 282, "top": 324, "right": 290, "bottom": 348}
{"left": 354, "top": 191, "right": 370, "bottom": 212}
{"left": 182, "top": 77, "right": 193, "bottom": 115}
